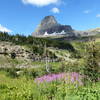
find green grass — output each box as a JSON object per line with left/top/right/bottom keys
{"left": 0, "top": 71, "right": 100, "bottom": 100}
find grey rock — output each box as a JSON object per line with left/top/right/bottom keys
{"left": 32, "top": 15, "right": 74, "bottom": 36}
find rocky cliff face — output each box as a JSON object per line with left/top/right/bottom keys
{"left": 32, "top": 16, "right": 74, "bottom": 36}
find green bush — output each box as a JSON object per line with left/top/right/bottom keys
{"left": 84, "top": 41, "right": 100, "bottom": 82}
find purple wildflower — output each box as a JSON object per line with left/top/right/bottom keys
{"left": 35, "top": 72, "right": 83, "bottom": 85}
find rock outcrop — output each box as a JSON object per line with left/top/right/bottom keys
{"left": 32, "top": 16, "right": 74, "bottom": 36}
{"left": 0, "top": 42, "right": 58, "bottom": 64}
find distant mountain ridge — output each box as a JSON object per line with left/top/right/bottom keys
{"left": 32, "top": 15, "right": 100, "bottom": 37}
{"left": 87, "top": 28, "right": 100, "bottom": 35}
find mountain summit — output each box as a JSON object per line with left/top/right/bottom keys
{"left": 40, "top": 16, "right": 58, "bottom": 28}
{"left": 32, "top": 16, "right": 74, "bottom": 36}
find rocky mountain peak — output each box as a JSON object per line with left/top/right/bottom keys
{"left": 32, "top": 15, "right": 74, "bottom": 36}
{"left": 41, "top": 16, "right": 58, "bottom": 27}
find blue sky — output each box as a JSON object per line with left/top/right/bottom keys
{"left": 0, "top": 0, "right": 100, "bottom": 36}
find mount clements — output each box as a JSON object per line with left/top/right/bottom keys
{"left": 32, "top": 16, "right": 74, "bottom": 36}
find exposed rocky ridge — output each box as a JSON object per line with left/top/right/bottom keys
{"left": 0, "top": 41, "right": 76, "bottom": 68}
{"left": 0, "top": 42, "right": 32, "bottom": 60}
{"left": 0, "top": 42, "right": 58, "bottom": 65}
{"left": 32, "top": 16, "right": 74, "bottom": 36}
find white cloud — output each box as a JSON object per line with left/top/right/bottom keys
{"left": 51, "top": 7, "right": 60, "bottom": 13}
{"left": 0, "top": 24, "right": 12, "bottom": 33}
{"left": 96, "top": 14, "right": 100, "bottom": 18}
{"left": 83, "top": 10, "right": 91, "bottom": 14}
{"left": 22, "top": 0, "right": 60, "bottom": 7}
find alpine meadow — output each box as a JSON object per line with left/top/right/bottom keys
{"left": 0, "top": 0, "right": 100, "bottom": 100}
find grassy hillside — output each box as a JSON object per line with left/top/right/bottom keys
{"left": 0, "top": 32, "right": 100, "bottom": 100}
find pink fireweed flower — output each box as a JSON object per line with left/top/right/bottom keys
{"left": 35, "top": 72, "right": 83, "bottom": 85}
